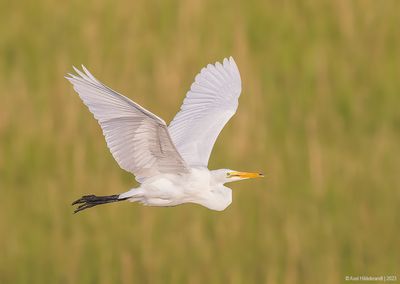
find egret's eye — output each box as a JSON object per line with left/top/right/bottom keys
{"left": 226, "top": 172, "right": 231, "bottom": 177}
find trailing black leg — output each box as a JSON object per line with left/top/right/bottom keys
{"left": 72, "top": 194, "right": 128, "bottom": 213}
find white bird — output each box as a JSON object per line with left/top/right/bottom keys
{"left": 66, "top": 57, "right": 263, "bottom": 213}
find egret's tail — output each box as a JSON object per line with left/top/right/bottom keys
{"left": 72, "top": 194, "right": 128, "bottom": 213}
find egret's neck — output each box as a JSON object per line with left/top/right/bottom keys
{"left": 199, "top": 186, "right": 232, "bottom": 211}
{"left": 188, "top": 168, "right": 232, "bottom": 211}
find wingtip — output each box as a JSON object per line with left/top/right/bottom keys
{"left": 81, "top": 64, "right": 89, "bottom": 74}
{"left": 65, "top": 72, "right": 77, "bottom": 81}
{"left": 228, "top": 56, "right": 239, "bottom": 76}
{"left": 65, "top": 72, "right": 79, "bottom": 82}
{"left": 221, "top": 56, "right": 236, "bottom": 67}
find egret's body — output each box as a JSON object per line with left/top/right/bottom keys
{"left": 120, "top": 168, "right": 232, "bottom": 211}
{"left": 66, "top": 57, "right": 263, "bottom": 213}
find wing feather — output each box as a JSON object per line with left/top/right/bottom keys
{"left": 168, "top": 57, "right": 242, "bottom": 167}
{"left": 66, "top": 66, "right": 189, "bottom": 182}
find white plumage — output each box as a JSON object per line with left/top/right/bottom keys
{"left": 66, "top": 57, "right": 263, "bottom": 213}
{"left": 169, "top": 58, "right": 241, "bottom": 166}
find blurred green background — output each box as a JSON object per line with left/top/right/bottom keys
{"left": 0, "top": 0, "right": 399, "bottom": 283}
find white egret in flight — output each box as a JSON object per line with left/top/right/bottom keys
{"left": 66, "top": 57, "right": 263, "bottom": 213}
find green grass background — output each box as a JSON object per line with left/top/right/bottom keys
{"left": 0, "top": 0, "right": 399, "bottom": 283}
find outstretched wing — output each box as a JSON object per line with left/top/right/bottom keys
{"left": 66, "top": 66, "right": 189, "bottom": 182}
{"left": 168, "top": 57, "right": 242, "bottom": 167}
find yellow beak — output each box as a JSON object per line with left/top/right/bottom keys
{"left": 229, "top": 171, "right": 264, "bottom": 179}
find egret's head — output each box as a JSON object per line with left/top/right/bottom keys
{"left": 212, "top": 169, "right": 264, "bottom": 184}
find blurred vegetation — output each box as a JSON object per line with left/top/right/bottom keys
{"left": 0, "top": 0, "right": 399, "bottom": 283}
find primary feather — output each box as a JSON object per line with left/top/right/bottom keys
{"left": 65, "top": 67, "right": 189, "bottom": 183}
{"left": 168, "top": 57, "right": 242, "bottom": 167}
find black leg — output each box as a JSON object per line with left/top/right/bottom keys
{"left": 72, "top": 194, "right": 127, "bottom": 213}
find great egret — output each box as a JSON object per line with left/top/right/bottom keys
{"left": 66, "top": 57, "right": 263, "bottom": 213}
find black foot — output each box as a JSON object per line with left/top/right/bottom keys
{"left": 72, "top": 194, "right": 121, "bottom": 213}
